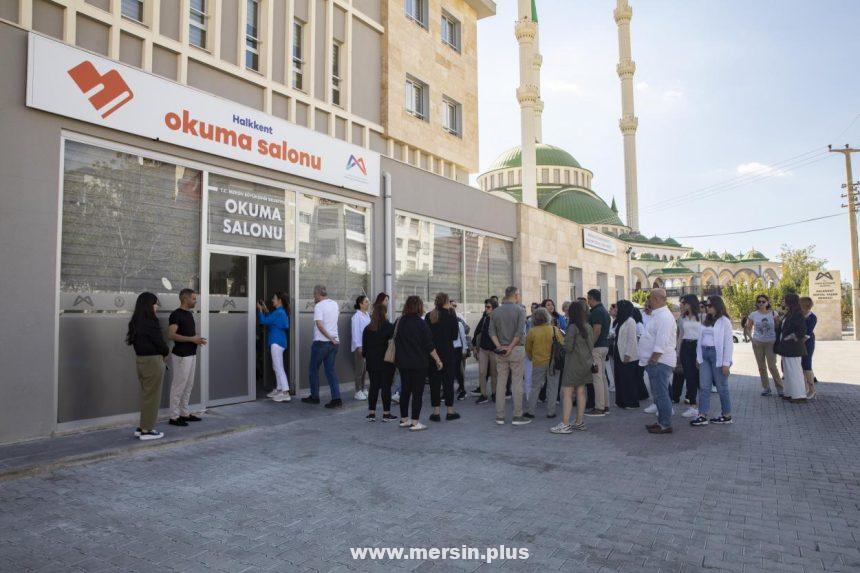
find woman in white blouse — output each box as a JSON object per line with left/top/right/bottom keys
{"left": 676, "top": 295, "right": 702, "bottom": 419}
{"left": 351, "top": 295, "right": 371, "bottom": 401}
{"left": 691, "top": 296, "right": 734, "bottom": 427}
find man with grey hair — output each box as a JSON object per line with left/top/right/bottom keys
{"left": 638, "top": 288, "right": 677, "bottom": 434}
{"left": 302, "top": 285, "right": 342, "bottom": 408}
{"left": 489, "top": 286, "right": 529, "bottom": 425}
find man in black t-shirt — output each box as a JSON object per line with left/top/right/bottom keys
{"left": 586, "top": 289, "right": 611, "bottom": 417}
{"left": 167, "top": 289, "right": 207, "bottom": 426}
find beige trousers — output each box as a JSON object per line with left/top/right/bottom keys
{"left": 591, "top": 347, "right": 609, "bottom": 410}
{"left": 752, "top": 340, "right": 784, "bottom": 392}
{"left": 495, "top": 346, "right": 525, "bottom": 418}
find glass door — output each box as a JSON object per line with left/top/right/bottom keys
{"left": 206, "top": 252, "right": 253, "bottom": 403}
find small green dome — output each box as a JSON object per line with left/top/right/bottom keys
{"left": 638, "top": 253, "right": 659, "bottom": 261}
{"left": 543, "top": 188, "right": 624, "bottom": 226}
{"left": 681, "top": 250, "right": 704, "bottom": 260}
{"left": 649, "top": 235, "right": 664, "bottom": 244}
{"left": 485, "top": 143, "right": 583, "bottom": 172}
{"left": 662, "top": 259, "right": 694, "bottom": 274}
{"left": 664, "top": 238, "right": 681, "bottom": 247}
{"left": 743, "top": 249, "right": 768, "bottom": 261}
{"left": 720, "top": 251, "right": 737, "bottom": 262}
{"left": 704, "top": 250, "right": 721, "bottom": 261}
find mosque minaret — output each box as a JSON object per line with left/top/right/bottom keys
{"left": 614, "top": 0, "right": 640, "bottom": 231}
{"left": 515, "top": 0, "right": 540, "bottom": 208}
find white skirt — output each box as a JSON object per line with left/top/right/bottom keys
{"left": 782, "top": 356, "right": 805, "bottom": 399}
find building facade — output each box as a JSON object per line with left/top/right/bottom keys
{"left": 0, "top": 0, "right": 504, "bottom": 444}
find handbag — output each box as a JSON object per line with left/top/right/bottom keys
{"left": 384, "top": 319, "right": 400, "bottom": 363}
{"left": 550, "top": 327, "right": 565, "bottom": 375}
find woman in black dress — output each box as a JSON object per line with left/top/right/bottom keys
{"left": 362, "top": 302, "right": 396, "bottom": 422}
{"left": 613, "top": 300, "right": 642, "bottom": 409}
{"left": 425, "top": 293, "right": 461, "bottom": 422}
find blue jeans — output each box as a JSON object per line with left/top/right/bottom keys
{"left": 645, "top": 362, "right": 673, "bottom": 428}
{"left": 698, "top": 346, "right": 731, "bottom": 417}
{"left": 309, "top": 341, "right": 340, "bottom": 400}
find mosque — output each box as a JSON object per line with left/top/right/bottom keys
{"left": 477, "top": 0, "right": 781, "bottom": 300}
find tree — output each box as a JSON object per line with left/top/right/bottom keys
{"left": 777, "top": 244, "right": 827, "bottom": 296}
{"left": 722, "top": 278, "right": 782, "bottom": 321}
{"left": 842, "top": 282, "right": 853, "bottom": 326}
{"left": 631, "top": 289, "right": 650, "bottom": 306}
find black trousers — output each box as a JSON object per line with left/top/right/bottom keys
{"left": 672, "top": 340, "right": 700, "bottom": 404}
{"left": 429, "top": 361, "right": 455, "bottom": 408}
{"left": 399, "top": 368, "right": 426, "bottom": 420}
{"left": 452, "top": 348, "right": 466, "bottom": 391}
{"left": 368, "top": 366, "right": 395, "bottom": 412}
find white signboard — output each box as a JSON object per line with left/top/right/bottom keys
{"left": 583, "top": 228, "right": 617, "bottom": 256}
{"left": 809, "top": 270, "right": 841, "bottom": 302}
{"left": 26, "top": 34, "right": 380, "bottom": 196}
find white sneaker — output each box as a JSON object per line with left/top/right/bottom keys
{"left": 711, "top": 386, "right": 718, "bottom": 393}
{"left": 272, "top": 391, "right": 290, "bottom": 402}
{"left": 354, "top": 390, "right": 368, "bottom": 401}
{"left": 399, "top": 419, "right": 412, "bottom": 428}
{"left": 391, "top": 392, "right": 400, "bottom": 404}
{"left": 643, "top": 403, "right": 658, "bottom": 414}
{"left": 682, "top": 407, "right": 699, "bottom": 418}
{"left": 550, "top": 422, "right": 573, "bottom": 434}
{"left": 266, "top": 389, "right": 279, "bottom": 398}
{"left": 409, "top": 422, "right": 427, "bottom": 431}
{"left": 138, "top": 430, "right": 164, "bottom": 441}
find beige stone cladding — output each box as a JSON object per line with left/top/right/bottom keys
{"left": 515, "top": 204, "right": 629, "bottom": 306}
{"left": 382, "top": 0, "right": 479, "bottom": 173}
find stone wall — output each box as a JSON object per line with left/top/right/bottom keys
{"left": 515, "top": 204, "right": 630, "bottom": 306}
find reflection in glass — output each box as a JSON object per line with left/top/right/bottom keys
{"left": 298, "top": 194, "right": 371, "bottom": 307}
{"left": 61, "top": 140, "right": 201, "bottom": 312}
{"left": 395, "top": 214, "right": 463, "bottom": 304}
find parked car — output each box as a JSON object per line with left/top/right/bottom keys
{"left": 732, "top": 329, "right": 745, "bottom": 343}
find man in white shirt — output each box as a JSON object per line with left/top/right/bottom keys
{"left": 638, "top": 289, "right": 677, "bottom": 434}
{"left": 302, "top": 285, "right": 342, "bottom": 408}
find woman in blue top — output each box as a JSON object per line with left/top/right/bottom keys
{"left": 257, "top": 292, "right": 291, "bottom": 402}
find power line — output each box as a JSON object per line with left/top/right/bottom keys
{"left": 672, "top": 212, "right": 844, "bottom": 239}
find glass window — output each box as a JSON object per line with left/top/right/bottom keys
{"left": 189, "top": 0, "right": 207, "bottom": 48}
{"left": 60, "top": 140, "right": 201, "bottom": 309}
{"left": 569, "top": 267, "right": 583, "bottom": 301}
{"left": 442, "top": 96, "right": 461, "bottom": 137}
{"left": 564, "top": 170, "right": 570, "bottom": 185}
{"left": 553, "top": 169, "right": 560, "bottom": 184}
{"left": 331, "top": 42, "right": 342, "bottom": 106}
{"left": 395, "top": 214, "right": 463, "bottom": 304}
{"left": 441, "top": 11, "right": 461, "bottom": 51}
{"left": 292, "top": 20, "right": 304, "bottom": 90}
{"left": 406, "top": 0, "right": 427, "bottom": 28}
{"left": 298, "top": 195, "right": 371, "bottom": 306}
{"left": 541, "top": 168, "right": 549, "bottom": 183}
{"left": 207, "top": 174, "right": 296, "bottom": 253}
{"left": 597, "top": 272, "right": 609, "bottom": 299}
{"left": 406, "top": 76, "right": 428, "bottom": 120}
{"left": 245, "top": 0, "right": 260, "bottom": 71}
{"left": 122, "top": 0, "right": 144, "bottom": 23}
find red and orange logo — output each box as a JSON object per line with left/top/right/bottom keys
{"left": 68, "top": 61, "right": 134, "bottom": 118}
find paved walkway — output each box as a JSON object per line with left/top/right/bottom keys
{"left": 1, "top": 342, "right": 859, "bottom": 572}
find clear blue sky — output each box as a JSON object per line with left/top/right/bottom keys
{"left": 476, "top": 0, "right": 860, "bottom": 277}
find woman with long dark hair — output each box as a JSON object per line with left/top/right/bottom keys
{"left": 691, "top": 296, "right": 734, "bottom": 427}
{"left": 257, "top": 292, "right": 291, "bottom": 402}
{"left": 351, "top": 295, "right": 371, "bottom": 401}
{"left": 362, "top": 302, "right": 396, "bottom": 421}
{"left": 551, "top": 300, "right": 595, "bottom": 434}
{"left": 374, "top": 292, "right": 389, "bottom": 308}
{"left": 426, "top": 293, "right": 461, "bottom": 422}
{"left": 612, "top": 300, "right": 641, "bottom": 409}
{"left": 675, "top": 294, "right": 701, "bottom": 418}
{"left": 777, "top": 293, "right": 809, "bottom": 404}
{"left": 745, "top": 293, "right": 784, "bottom": 396}
{"left": 395, "top": 296, "right": 443, "bottom": 431}
{"left": 800, "top": 296, "right": 817, "bottom": 399}
{"left": 541, "top": 298, "right": 567, "bottom": 331}
{"left": 126, "top": 292, "right": 169, "bottom": 440}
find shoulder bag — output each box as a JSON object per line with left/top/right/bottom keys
{"left": 550, "top": 327, "right": 565, "bottom": 375}
{"left": 384, "top": 318, "right": 400, "bottom": 363}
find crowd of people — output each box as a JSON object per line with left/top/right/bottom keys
{"left": 123, "top": 281, "right": 819, "bottom": 440}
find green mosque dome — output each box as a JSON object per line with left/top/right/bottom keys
{"left": 681, "top": 250, "right": 705, "bottom": 260}
{"left": 486, "top": 143, "right": 583, "bottom": 171}
{"left": 743, "top": 249, "right": 768, "bottom": 261}
{"left": 543, "top": 188, "right": 625, "bottom": 227}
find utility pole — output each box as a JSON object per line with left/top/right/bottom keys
{"left": 829, "top": 144, "right": 860, "bottom": 340}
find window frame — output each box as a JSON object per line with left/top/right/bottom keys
{"left": 331, "top": 41, "right": 342, "bottom": 106}
{"left": 121, "top": 0, "right": 145, "bottom": 24}
{"left": 292, "top": 19, "right": 305, "bottom": 90}
{"left": 245, "top": 0, "right": 261, "bottom": 72}
{"left": 441, "top": 96, "right": 462, "bottom": 137}
{"left": 440, "top": 10, "right": 461, "bottom": 52}
{"left": 405, "top": 0, "right": 428, "bottom": 29}
{"left": 405, "top": 75, "right": 429, "bottom": 121}
{"left": 189, "top": 0, "right": 208, "bottom": 49}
